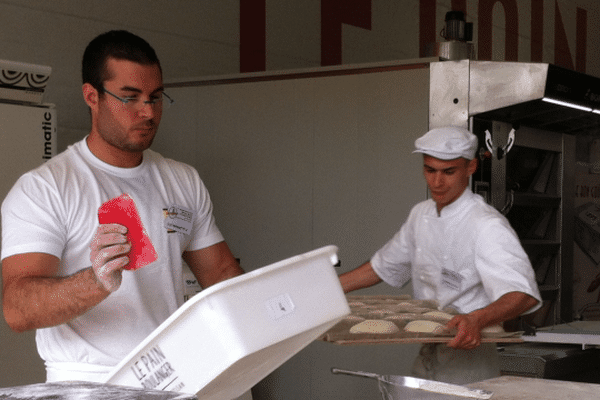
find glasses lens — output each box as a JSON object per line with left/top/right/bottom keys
{"left": 125, "top": 97, "right": 162, "bottom": 111}
{"left": 104, "top": 88, "right": 173, "bottom": 110}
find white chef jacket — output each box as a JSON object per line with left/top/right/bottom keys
{"left": 371, "top": 188, "right": 541, "bottom": 314}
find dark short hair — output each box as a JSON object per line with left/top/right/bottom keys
{"left": 82, "top": 30, "right": 161, "bottom": 91}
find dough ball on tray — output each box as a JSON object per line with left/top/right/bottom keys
{"left": 384, "top": 313, "right": 420, "bottom": 321}
{"left": 367, "top": 309, "right": 395, "bottom": 316}
{"left": 349, "top": 319, "right": 400, "bottom": 334}
{"left": 482, "top": 324, "right": 505, "bottom": 334}
{"left": 343, "top": 315, "right": 366, "bottom": 323}
{"left": 387, "top": 305, "right": 432, "bottom": 314}
{"left": 404, "top": 320, "right": 449, "bottom": 335}
{"left": 422, "top": 310, "right": 455, "bottom": 322}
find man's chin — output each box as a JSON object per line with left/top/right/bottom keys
{"left": 127, "top": 132, "right": 156, "bottom": 151}
{"left": 431, "top": 193, "right": 446, "bottom": 201}
{"left": 123, "top": 138, "right": 154, "bottom": 153}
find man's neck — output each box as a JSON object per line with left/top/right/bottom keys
{"left": 86, "top": 134, "right": 143, "bottom": 168}
{"left": 436, "top": 186, "right": 469, "bottom": 216}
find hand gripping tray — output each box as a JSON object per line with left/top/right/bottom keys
{"left": 106, "top": 245, "right": 350, "bottom": 399}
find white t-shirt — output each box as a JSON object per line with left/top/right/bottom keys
{"left": 1, "top": 138, "right": 224, "bottom": 381}
{"left": 371, "top": 189, "right": 541, "bottom": 314}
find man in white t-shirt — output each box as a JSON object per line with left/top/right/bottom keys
{"left": 339, "top": 126, "right": 541, "bottom": 384}
{"left": 1, "top": 30, "right": 243, "bottom": 382}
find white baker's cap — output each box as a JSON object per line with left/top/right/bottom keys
{"left": 413, "top": 126, "right": 478, "bottom": 160}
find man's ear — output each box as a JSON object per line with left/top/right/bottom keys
{"left": 467, "top": 158, "right": 478, "bottom": 177}
{"left": 82, "top": 83, "right": 99, "bottom": 110}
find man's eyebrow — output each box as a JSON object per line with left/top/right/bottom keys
{"left": 118, "top": 86, "right": 142, "bottom": 93}
{"left": 119, "top": 85, "right": 165, "bottom": 94}
{"left": 424, "top": 164, "right": 457, "bottom": 172}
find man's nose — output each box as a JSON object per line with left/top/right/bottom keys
{"left": 432, "top": 172, "right": 444, "bottom": 187}
{"left": 137, "top": 102, "right": 155, "bottom": 119}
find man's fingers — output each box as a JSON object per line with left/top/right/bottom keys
{"left": 90, "top": 223, "right": 130, "bottom": 261}
{"left": 96, "top": 223, "right": 128, "bottom": 235}
{"left": 91, "top": 241, "right": 131, "bottom": 293}
{"left": 89, "top": 224, "right": 130, "bottom": 293}
{"left": 92, "top": 232, "right": 128, "bottom": 249}
{"left": 97, "top": 255, "right": 130, "bottom": 275}
{"left": 94, "top": 254, "right": 129, "bottom": 292}
{"left": 95, "top": 243, "right": 131, "bottom": 265}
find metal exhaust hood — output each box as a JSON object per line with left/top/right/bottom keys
{"left": 430, "top": 60, "right": 600, "bottom": 136}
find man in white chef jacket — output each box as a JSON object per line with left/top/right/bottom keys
{"left": 1, "top": 30, "right": 243, "bottom": 382}
{"left": 339, "top": 126, "right": 541, "bottom": 384}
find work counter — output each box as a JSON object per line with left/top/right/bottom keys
{"left": 0, "top": 381, "right": 197, "bottom": 399}
{"left": 1, "top": 375, "right": 599, "bottom": 399}
{"left": 467, "top": 375, "right": 600, "bottom": 399}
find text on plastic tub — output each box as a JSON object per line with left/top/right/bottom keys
{"left": 265, "top": 293, "right": 295, "bottom": 320}
{"left": 130, "top": 344, "right": 185, "bottom": 392}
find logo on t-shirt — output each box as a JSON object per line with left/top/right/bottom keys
{"left": 162, "top": 208, "right": 177, "bottom": 233}
{"left": 162, "top": 204, "right": 194, "bottom": 235}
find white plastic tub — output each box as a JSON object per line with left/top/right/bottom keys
{"left": 106, "top": 245, "right": 349, "bottom": 400}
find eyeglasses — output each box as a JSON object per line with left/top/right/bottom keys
{"left": 102, "top": 87, "right": 174, "bottom": 110}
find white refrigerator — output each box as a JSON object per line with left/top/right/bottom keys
{"left": 0, "top": 101, "right": 57, "bottom": 387}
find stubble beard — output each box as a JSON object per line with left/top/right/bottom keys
{"left": 99, "top": 117, "right": 158, "bottom": 154}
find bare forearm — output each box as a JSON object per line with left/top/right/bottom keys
{"left": 207, "top": 257, "right": 244, "bottom": 286}
{"left": 446, "top": 291, "right": 539, "bottom": 349}
{"left": 3, "top": 267, "right": 108, "bottom": 332}
{"left": 183, "top": 241, "right": 244, "bottom": 289}
{"left": 339, "top": 262, "right": 382, "bottom": 293}
{"left": 468, "top": 291, "right": 539, "bottom": 329}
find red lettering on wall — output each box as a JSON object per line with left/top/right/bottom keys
{"left": 577, "top": 7, "right": 587, "bottom": 73}
{"left": 239, "top": 1, "right": 589, "bottom": 74}
{"left": 555, "top": 2, "right": 587, "bottom": 73}
{"left": 478, "top": 0, "right": 519, "bottom": 61}
{"left": 321, "top": 0, "right": 372, "bottom": 66}
{"left": 417, "top": 0, "right": 587, "bottom": 73}
{"left": 531, "top": 0, "right": 543, "bottom": 62}
{"left": 452, "top": 0, "right": 467, "bottom": 13}
{"left": 554, "top": 1, "right": 574, "bottom": 70}
{"left": 419, "top": 0, "right": 436, "bottom": 58}
{"left": 240, "top": 0, "right": 266, "bottom": 73}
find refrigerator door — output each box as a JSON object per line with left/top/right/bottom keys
{"left": 0, "top": 101, "right": 57, "bottom": 387}
{"left": 0, "top": 102, "right": 56, "bottom": 200}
